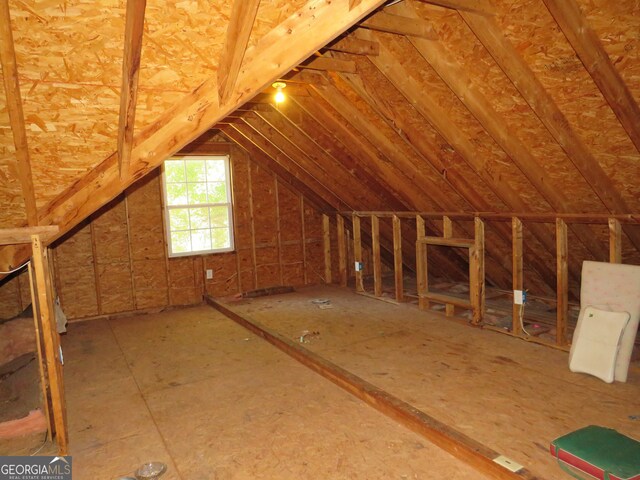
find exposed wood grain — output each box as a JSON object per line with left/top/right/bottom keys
{"left": 217, "top": 0, "right": 261, "bottom": 105}
{"left": 419, "top": 236, "right": 474, "bottom": 248}
{"left": 415, "top": 215, "right": 429, "bottom": 310}
{"left": 326, "top": 35, "right": 379, "bottom": 56}
{"left": 353, "top": 214, "right": 364, "bottom": 292}
{"left": 461, "top": 12, "right": 640, "bottom": 252}
{"left": 322, "top": 214, "right": 332, "bottom": 284}
{"left": 207, "top": 298, "right": 540, "bottom": 480}
{"left": 608, "top": 218, "right": 622, "bottom": 264}
{"left": 512, "top": 217, "right": 523, "bottom": 336}
{"left": 349, "top": 0, "right": 363, "bottom": 10}
{"left": 300, "top": 56, "right": 357, "bottom": 73}
{"left": 31, "top": 235, "right": 68, "bottom": 455}
{"left": 361, "top": 11, "right": 438, "bottom": 39}
{"left": 0, "top": 226, "right": 59, "bottom": 246}
{"left": 541, "top": 0, "right": 640, "bottom": 153}
{"left": 371, "top": 215, "right": 382, "bottom": 296}
{"left": 337, "top": 214, "right": 348, "bottom": 287}
{"left": 117, "top": 0, "right": 147, "bottom": 180}
{"left": 555, "top": 219, "right": 568, "bottom": 346}
{"left": 392, "top": 214, "right": 403, "bottom": 302}
{"left": 0, "top": 0, "right": 37, "bottom": 225}
{"left": 442, "top": 216, "right": 454, "bottom": 316}
{"left": 471, "top": 217, "right": 485, "bottom": 325}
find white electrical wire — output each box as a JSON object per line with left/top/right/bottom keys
{"left": 519, "top": 292, "right": 531, "bottom": 336}
{"left": 0, "top": 260, "right": 30, "bottom": 275}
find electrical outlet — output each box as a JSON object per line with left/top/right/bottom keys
{"left": 206, "top": 269, "right": 213, "bottom": 280}
{"left": 514, "top": 290, "right": 523, "bottom": 305}
{"left": 354, "top": 262, "right": 363, "bottom": 272}
{"left": 493, "top": 455, "right": 523, "bottom": 473}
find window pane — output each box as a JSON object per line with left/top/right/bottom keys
{"left": 209, "top": 206, "right": 229, "bottom": 227}
{"left": 207, "top": 182, "right": 227, "bottom": 203}
{"left": 186, "top": 160, "right": 206, "bottom": 182}
{"left": 189, "top": 207, "right": 210, "bottom": 230}
{"left": 166, "top": 183, "right": 187, "bottom": 206}
{"left": 171, "top": 231, "right": 191, "bottom": 253}
{"left": 206, "top": 159, "right": 226, "bottom": 181}
{"left": 165, "top": 160, "right": 186, "bottom": 183}
{"left": 169, "top": 208, "right": 190, "bottom": 230}
{"left": 191, "top": 229, "right": 212, "bottom": 251}
{"left": 187, "top": 182, "right": 208, "bottom": 204}
{"left": 211, "top": 228, "right": 230, "bottom": 249}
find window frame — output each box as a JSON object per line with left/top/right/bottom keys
{"left": 161, "top": 154, "right": 235, "bottom": 258}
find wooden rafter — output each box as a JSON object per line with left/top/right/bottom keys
{"left": 217, "top": 0, "right": 262, "bottom": 105}
{"left": 117, "top": 0, "right": 147, "bottom": 180}
{"left": 414, "top": 0, "right": 494, "bottom": 15}
{"left": 0, "top": 0, "right": 388, "bottom": 274}
{"left": 0, "top": 0, "right": 38, "bottom": 226}
{"left": 299, "top": 56, "right": 357, "bottom": 74}
{"left": 325, "top": 35, "right": 379, "bottom": 56}
{"left": 393, "top": 2, "right": 610, "bottom": 263}
{"left": 460, "top": 11, "right": 640, "bottom": 252}
{"left": 542, "top": 0, "right": 640, "bottom": 154}
{"left": 361, "top": 11, "right": 437, "bottom": 39}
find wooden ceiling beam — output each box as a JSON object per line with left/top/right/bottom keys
{"left": 394, "top": 2, "right": 610, "bottom": 264}
{"left": 541, "top": 0, "right": 640, "bottom": 154}
{"left": 341, "top": 61, "right": 549, "bottom": 292}
{"left": 0, "top": 0, "right": 388, "bottom": 273}
{"left": 217, "top": 0, "right": 262, "bottom": 105}
{"left": 460, "top": 11, "right": 640, "bottom": 254}
{"left": 221, "top": 126, "right": 335, "bottom": 213}
{"left": 0, "top": 0, "right": 38, "bottom": 226}
{"left": 413, "top": 0, "right": 495, "bottom": 15}
{"left": 325, "top": 35, "right": 380, "bottom": 56}
{"left": 0, "top": 226, "right": 59, "bottom": 246}
{"left": 358, "top": 29, "right": 577, "bottom": 293}
{"left": 117, "top": 0, "right": 147, "bottom": 180}
{"left": 298, "top": 56, "right": 357, "bottom": 74}
{"left": 361, "top": 11, "right": 438, "bottom": 39}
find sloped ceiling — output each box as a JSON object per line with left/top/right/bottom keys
{"left": 1, "top": 0, "right": 639, "bottom": 294}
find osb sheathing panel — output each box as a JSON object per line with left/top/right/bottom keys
{"left": 351, "top": 56, "right": 505, "bottom": 211}
{"left": 236, "top": 248, "right": 256, "bottom": 292}
{"left": 126, "top": 173, "right": 166, "bottom": 261}
{"left": 91, "top": 198, "right": 130, "bottom": 264}
{"left": 97, "top": 263, "right": 134, "bottom": 314}
{"left": 0, "top": 274, "right": 23, "bottom": 320}
{"left": 374, "top": 31, "right": 549, "bottom": 212}
{"left": 250, "top": 163, "right": 278, "bottom": 247}
{"left": 282, "top": 263, "right": 304, "bottom": 286}
{"left": 231, "top": 153, "right": 254, "bottom": 250}
{"left": 132, "top": 259, "right": 168, "bottom": 309}
{"left": 205, "top": 252, "right": 238, "bottom": 297}
{"left": 409, "top": 2, "right": 604, "bottom": 214}
{"left": 492, "top": 0, "right": 640, "bottom": 209}
{"left": 255, "top": 246, "right": 281, "bottom": 287}
{"left": 278, "top": 182, "right": 303, "bottom": 243}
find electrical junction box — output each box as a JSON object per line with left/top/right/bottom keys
{"left": 354, "top": 262, "right": 363, "bottom": 272}
{"left": 514, "top": 290, "right": 524, "bottom": 305}
{"left": 206, "top": 269, "right": 213, "bottom": 280}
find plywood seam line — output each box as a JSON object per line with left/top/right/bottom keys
{"left": 0, "top": 0, "right": 388, "bottom": 273}
{"left": 0, "top": 0, "right": 38, "bottom": 226}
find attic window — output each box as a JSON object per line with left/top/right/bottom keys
{"left": 161, "top": 155, "right": 234, "bottom": 257}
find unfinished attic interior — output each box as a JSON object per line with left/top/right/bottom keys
{"left": 1, "top": 0, "right": 640, "bottom": 477}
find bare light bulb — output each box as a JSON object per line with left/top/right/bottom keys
{"left": 274, "top": 89, "right": 285, "bottom": 104}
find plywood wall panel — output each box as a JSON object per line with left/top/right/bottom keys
{"left": 55, "top": 266, "right": 99, "bottom": 319}
{"left": 250, "top": 164, "right": 278, "bottom": 246}
{"left": 97, "top": 263, "right": 134, "bottom": 314}
{"left": 132, "top": 259, "right": 168, "bottom": 310}
{"left": 0, "top": 274, "right": 22, "bottom": 320}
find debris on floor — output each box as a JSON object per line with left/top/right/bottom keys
{"left": 234, "top": 285, "right": 295, "bottom": 299}
{"left": 311, "top": 298, "right": 333, "bottom": 309}
{"left": 298, "top": 330, "right": 321, "bottom": 343}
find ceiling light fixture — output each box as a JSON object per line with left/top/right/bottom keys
{"left": 272, "top": 81, "right": 287, "bottom": 104}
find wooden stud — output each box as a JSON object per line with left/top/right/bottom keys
{"left": 512, "top": 217, "right": 523, "bottom": 336}
{"left": 337, "top": 214, "right": 348, "bottom": 287}
{"left": 393, "top": 215, "right": 404, "bottom": 302}
{"left": 27, "top": 262, "right": 53, "bottom": 441}
{"left": 470, "top": 218, "right": 485, "bottom": 325}
{"left": 442, "top": 215, "right": 454, "bottom": 316}
{"left": 542, "top": 0, "right": 640, "bottom": 153}
{"left": 353, "top": 214, "right": 364, "bottom": 292}
{"left": 123, "top": 196, "right": 138, "bottom": 309}
{"left": 322, "top": 214, "right": 332, "bottom": 284}
{"left": 30, "top": 235, "right": 68, "bottom": 455}
{"left": 0, "top": 0, "right": 38, "bottom": 225}
{"left": 89, "top": 222, "right": 103, "bottom": 315}
{"left": 117, "top": 0, "right": 147, "bottom": 180}
{"left": 217, "top": 0, "right": 262, "bottom": 104}
{"left": 371, "top": 215, "right": 382, "bottom": 296}
{"left": 346, "top": 228, "right": 353, "bottom": 280}
{"left": 416, "top": 215, "right": 429, "bottom": 310}
{"left": 608, "top": 218, "right": 622, "bottom": 264}
{"left": 361, "top": 12, "right": 438, "bottom": 39}
{"left": 275, "top": 179, "right": 284, "bottom": 286}
{"left": 301, "top": 197, "right": 308, "bottom": 285}
{"left": 556, "top": 219, "right": 568, "bottom": 346}
{"left": 248, "top": 161, "right": 258, "bottom": 288}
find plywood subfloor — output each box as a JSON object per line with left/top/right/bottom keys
{"left": 219, "top": 285, "right": 640, "bottom": 480}
{"left": 60, "top": 303, "right": 484, "bottom": 479}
